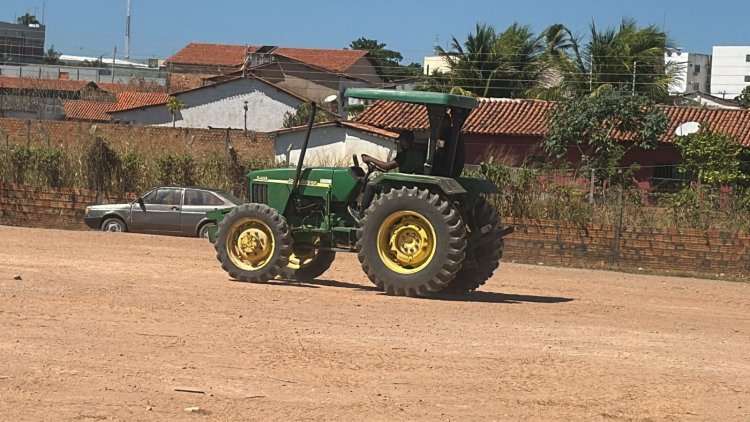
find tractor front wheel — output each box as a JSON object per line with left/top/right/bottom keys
{"left": 214, "top": 203, "right": 292, "bottom": 283}
{"left": 357, "top": 187, "right": 466, "bottom": 297}
{"left": 442, "top": 197, "right": 504, "bottom": 294}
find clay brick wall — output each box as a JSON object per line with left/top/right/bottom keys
{"left": 0, "top": 183, "right": 135, "bottom": 231}
{"left": 0, "top": 117, "right": 274, "bottom": 159}
{"left": 504, "top": 219, "right": 750, "bottom": 278}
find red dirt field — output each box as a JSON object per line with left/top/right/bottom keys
{"left": 1, "top": 225, "right": 749, "bottom": 421}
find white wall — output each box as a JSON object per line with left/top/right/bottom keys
{"left": 711, "top": 46, "right": 750, "bottom": 98}
{"left": 665, "top": 51, "right": 711, "bottom": 95}
{"left": 111, "top": 78, "right": 302, "bottom": 131}
{"left": 275, "top": 126, "right": 396, "bottom": 168}
{"left": 423, "top": 56, "right": 451, "bottom": 75}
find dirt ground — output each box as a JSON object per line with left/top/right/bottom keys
{"left": 0, "top": 225, "right": 749, "bottom": 421}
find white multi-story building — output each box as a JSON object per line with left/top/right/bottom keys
{"left": 710, "top": 46, "right": 750, "bottom": 99}
{"left": 665, "top": 49, "right": 711, "bottom": 95}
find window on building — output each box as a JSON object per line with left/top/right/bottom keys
{"left": 692, "top": 83, "right": 700, "bottom": 91}
{"left": 653, "top": 164, "right": 678, "bottom": 180}
{"left": 694, "top": 64, "right": 701, "bottom": 73}
{"left": 745, "top": 75, "right": 750, "bottom": 82}
{"left": 746, "top": 54, "right": 750, "bottom": 62}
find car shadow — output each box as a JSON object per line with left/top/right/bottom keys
{"left": 231, "top": 277, "right": 574, "bottom": 304}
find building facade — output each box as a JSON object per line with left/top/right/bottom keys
{"left": 665, "top": 50, "right": 711, "bottom": 95}
{"left": 710, "top": 46, "right": 750, "bottom": 99}
{"left": 0, "top": 21, "right": 45, "bottom": 65}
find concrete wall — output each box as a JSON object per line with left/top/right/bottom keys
{"left": 111, "top": 78, "right": 302, "bottom": 131}
{"left": 666, "top": 51, "right": 711, "bottom": 95}
{"left": 711, "top": 46, "right": 750, "bottom": 98}
{"left": 274, "top": 126, "right": 395, "bottom": 167}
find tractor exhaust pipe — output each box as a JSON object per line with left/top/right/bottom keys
{"left": 292, "top": 101, "right": 317, "bottom": 193}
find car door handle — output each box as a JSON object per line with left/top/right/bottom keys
{"left": 171, "top": 206, "right": 180, "bottom": 211}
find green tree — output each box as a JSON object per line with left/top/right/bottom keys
{"left": 44, "top": 45, "right": 61, "bottom": 64}
{"left": 165, "top": 96, "right": 187, "bottom": 128}
{"left": 674, "top": 128, "right": 745, "bottom": 185}
{"left": 282, "top": 102, "right": 332, "bottom": 128}
{"left": 16, "top": 13, "right": 40, "bottom": 25}
{"left": 736, "top": 85, "right": 750, "bottom": 109}
{"left": 349, "top": 37, "right": 421, "bottom": 81}
{"left": 536, "top": 19, "right": 678, "bottom": 101}
{"left": 543, "top": 88, "right": 668, "bottom": 181}
{"left": 433, "top": 22, "right": 555, "bottom": 98}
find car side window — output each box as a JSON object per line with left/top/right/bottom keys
{"left": 185, "top": 189, "right": 202, "bottom": 206}
{"left": 203, "top": 192, "right": 225, "bottom": 206}
{"left": 153, "top": 189, "right": 181, "bottom": 205}
{"left": 141, "top": 190, "right": 157, "bottom": 204}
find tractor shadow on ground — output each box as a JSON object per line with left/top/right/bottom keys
{"left": 253, "top": 277, "right": 574, "bottom": 304}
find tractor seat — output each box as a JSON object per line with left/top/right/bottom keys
{"left": 348, "top": 165, "right": 366, "bottom": 180}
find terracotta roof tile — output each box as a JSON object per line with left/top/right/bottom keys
{"left": 0, "top": 75, "right": 97, "bottom": 92}
{"left": 166, "top": 43, "right": 368, "bottom": 74}
{"left": 63, "top": 92, "right": 171, "bottom": 121}
{"left": 165, "top": 43, "right": 247, "bottom": 67}
{"left": 63, "top": 100, "right": 116, "bottom": 121}
{"left": 271, "top": 47, "right": 367, "bottom": 73}
{"left": 97, "top": 82, "right": 169, "bottom": 93}
{"left": 356, "top": 98, "right": 750, "bottom": 147}
{"left": 340, "top": 121, "right": 400, "bottom": 139}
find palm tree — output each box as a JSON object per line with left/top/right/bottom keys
{"left": 166, "top": 97, "right": 187, "bottom": 128}
{"left": 432, "top": 23, "right": 547, "bottom": 98}
{"left": 538, "top": 19, "right": 678, "bottom": 100}
{"left": 16, "top": 13, "right": 40, "bottom": 25}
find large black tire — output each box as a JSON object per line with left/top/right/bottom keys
{"left": 214, "top": 203, "right": 292, "bottom": 283}
{"left": 357, "top": 187, "right": 466, "bottom": 297}
{"left": 442, "top": 197, "right": 504, "bottom": 294}
{"left": 286, "top": 245, "right": 336, "bottom": 282}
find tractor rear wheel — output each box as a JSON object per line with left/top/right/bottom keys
{"left": 214, "top": 203, "right": 292, "bottom": 283}
{"left": 442, "top": 197, "right": 503, "bottom": 294}
{"left": 286, "top": 241, "right": 336, "bottom": 282}
{"left": 357, "top": 187, "right": 466, "bottom": 297}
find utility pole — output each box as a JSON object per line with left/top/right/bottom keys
{"left": 125, "top": 0, "right": 132, "bottom": 60}
{"left": 112, "top": 46, "right": 117, "bottom": 83}
{"left": 632, "top": 61, "right": 637, "bottom": 96}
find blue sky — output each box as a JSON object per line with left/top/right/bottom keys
{"left": 1, "top": 0, "right": 748, "bottom": 63}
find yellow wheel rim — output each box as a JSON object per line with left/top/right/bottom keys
{"left": 377, "top": 211, "right": 436, "bottom": 274}
{"left": 226, "top": 217, "right": 275, "bottom": 271}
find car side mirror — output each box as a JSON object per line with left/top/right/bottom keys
{"left": 137, "top": 197, "right": 146, "bottom": 211}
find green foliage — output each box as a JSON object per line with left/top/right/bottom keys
{"left": 200, "top": 152, "right": 229, "bottom": 190}
{"left": 543, "top": 88, "right": 667, "bottom": 181}
{"left": 86, "top": 137, "right": 120, "bottom": 191}
{"left": 665, "top": 187, "right": 708, "bottom": 229}
{"left": 349, "top": 37, "right": 421, "bottom": 81}
{"left": 7, "top": 144, "right": 33, "bottom": 184}
{"left": 674, "top": 129, "right": 745, "bottom": 185}
{"left": 44, "top": 45, "right": 61, "bottom": 65}
{"left": 735, "top": 85, "right": 750, "bottom": 109}
{"left": 118, "top": 151, "right": 148, "bottom": 193}
{"left": 166, "top": 97, "right": 187, "bottom": 128}
{"left": 16, "top": 13, "right": 39, "bottom": 25}
{"left": 32, "top": 147, "right": 64, "bottom": 187}
{"left": 282, "top": 103, "right": 332, "bottom": 128}
{"left": 156, "top": 153, "right": 196, "bottom": 186}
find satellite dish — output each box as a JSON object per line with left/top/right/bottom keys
{"left": 675, "top": 121, "right": 701, "bottom": 136}
{"left": 324, "top": 94, "right": 338, "bottom": 104}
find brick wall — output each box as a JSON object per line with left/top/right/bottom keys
{"left": 504, "top": 219, "right": 750, "bottom": 278}
{"left": 3, "top": 181, "right": 749, "bottom": 279}
{"left": 0, "top": 183, "right": 134, "bottom": 230}
{"left": 0, "top": 117, "right": 274, "bottom": 159}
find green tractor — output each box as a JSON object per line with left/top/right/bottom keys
{"left": 207, "top": 88, "right": 513, "bottom": 297}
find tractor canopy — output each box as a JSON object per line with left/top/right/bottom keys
{"left": 344, "top": 88, "right": 478, "bottom": 178}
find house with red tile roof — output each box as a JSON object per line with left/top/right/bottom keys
{"left": 354, "top": 98, "right": 750, "bottom": 189}
{"left": 107, "top": 76, "right": 306, "bottom": 131}
{"left": 0, "top": 76, "right": 105, "bottom": 119}
{"left": 164, "top": 43, "right": 382, "bottom": 104}
{"left": 63, "top": 92, "right": 172, "bottom": 122}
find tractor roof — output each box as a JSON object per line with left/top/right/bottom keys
{"left": 344, "top": 88, "right": 478, "bottom": 110}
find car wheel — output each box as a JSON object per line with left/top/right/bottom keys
{"left": 101, "top": 217, "right": 127, "bottom": 233}
{"left": 198, "top": 222, "right": 215, "bottom": 239}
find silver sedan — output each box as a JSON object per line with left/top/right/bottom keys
{"left": 84, "top": 186, "right": 241, "bottom": 238}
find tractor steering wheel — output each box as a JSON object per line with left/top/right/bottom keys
{"left": 362, "top": 155, "right": 386, "bottom": 173}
